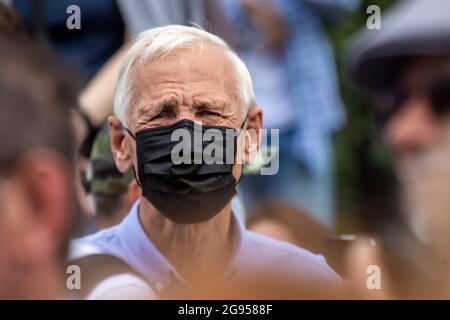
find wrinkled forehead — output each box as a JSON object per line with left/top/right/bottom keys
{"left": 129, "top": 43, "right": 240, "bottom": 104}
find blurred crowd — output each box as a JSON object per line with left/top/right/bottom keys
{"left": 1, "top": 0, "right": 450, "bottom": 300}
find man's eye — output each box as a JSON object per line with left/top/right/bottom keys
{"left": 151, "top": 111, "right": 169, "bottom": 120}
{"left": 198, "top": 110, "right": 220, "bottom": 117}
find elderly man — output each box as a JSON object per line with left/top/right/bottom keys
{"left": 73, "top": 25, "right": 339, "bottom": 299}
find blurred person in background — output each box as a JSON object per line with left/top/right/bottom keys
{"left": 345, "top": 0, "right": 450, "bottom": 298}
{"left": 72, "top": 25, "right": 340, "bottom": 299}
{"left": 9, "top": 0, "right": 219, "bottom": 80}
{"left": 219, "top": 0, "right": 359, "bottom": 227}
{"left": 85, "top": 126, "right": 139, "bottom": 230}
{"left": 0, "top": 1, "right": 27, "bottom": 41}
{"left": 11, "top": 0, "right": 125, "bottom": 83}
{"left": 0, "top": 38, "right": 77, "bottom": 299}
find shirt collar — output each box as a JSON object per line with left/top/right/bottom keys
{"left": 117, "top": 199, "right": 245, "bottom": 295}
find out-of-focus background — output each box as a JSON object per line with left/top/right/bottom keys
{"left": 9, "top": 0, "right": 450, "bottom": 299}
{"left": 330, "top": 0, "right": 397, "bottom": 233}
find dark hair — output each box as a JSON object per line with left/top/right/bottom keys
{"left": 0, "top": 39, "right": 79, "bottom": 168}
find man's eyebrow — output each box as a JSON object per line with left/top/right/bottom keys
{"left": 137, "top": 96, "right": 178, "bottom": 117}
{"left": 192, "top": 98, "right": 230, "bottom": 111}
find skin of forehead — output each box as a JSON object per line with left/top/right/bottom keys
{"left": 127, "top": 43, "right": 242, "bottom": 129}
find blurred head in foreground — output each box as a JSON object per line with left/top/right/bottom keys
{"left": 0, "top": 39, "right": 76, "bottom": 299}
{"left": 349, "top": 0, "right": 450, "bottom": 249}
{"left": 347, "top": 0, "right": 450, "bottom": 297}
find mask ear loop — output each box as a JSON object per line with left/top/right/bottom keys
{"left": 124, "top": 127, "right": 142, "bottom": 188}
{"left": 235, "top": 116, "right": 249, "bottom": 186}
{"left": 124, "top": 127, "right": 136, "bottom": 140}
{"left": 131, "top": 167, "right": 142, "bottom": 188}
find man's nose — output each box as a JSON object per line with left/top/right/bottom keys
{"left": 384, "top": 98, "right": 443, "bottom": 155}
{"left": 177, "top": 110, "right": 196, "bottom": 122}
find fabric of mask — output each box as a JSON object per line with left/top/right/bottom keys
{"left": 131, "top": 119, "right": 242, "bottom": 224}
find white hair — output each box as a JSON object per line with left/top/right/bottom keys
{"left": 113, "top": 25, "right": 255, "bottom": 126}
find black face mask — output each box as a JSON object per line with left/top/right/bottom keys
{"left": 126, "top": 119, "right": 245, "bottom": 224}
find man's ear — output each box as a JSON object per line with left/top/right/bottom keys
{"left": 243, "top": 106, "right": 263, "bottom": 164}
{"left": 10, "top": 150, "right": 72, "bottom": 267}
{"left": 108, "top": 116, "right": 134, "bottom": 173}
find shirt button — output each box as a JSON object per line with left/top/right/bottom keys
{"left": 155, "top": 282, "right": 164, "bottom": 291}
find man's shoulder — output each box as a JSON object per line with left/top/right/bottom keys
{"left": 69, "top": 226, "right": 122, "bottom": 261}
{"left": 242, "top": 230, "right": 340, "bottom": 284}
